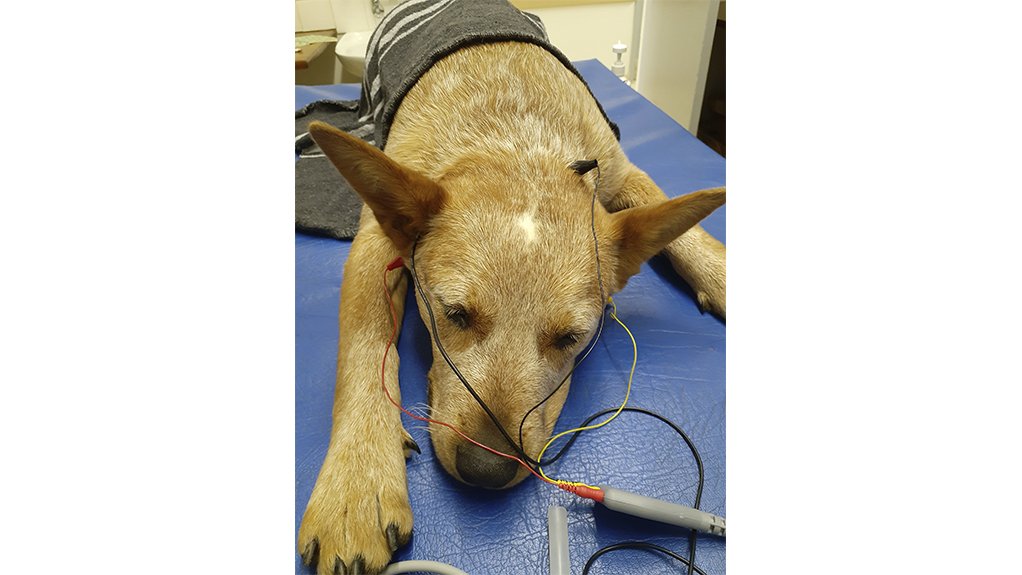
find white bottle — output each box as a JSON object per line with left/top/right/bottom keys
{"left": 611, "top": 41, "right": 628, "bottom": 84}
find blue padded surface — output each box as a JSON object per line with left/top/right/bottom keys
{"left": 296, "top": 60, "right": 725, "bottom": 574}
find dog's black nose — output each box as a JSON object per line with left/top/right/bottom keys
{"left": 455, "top": 444, "right": 518, "bottom": 489}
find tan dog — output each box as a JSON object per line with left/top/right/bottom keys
{"left": 298, "top": 42, "right": 725, "bottom": 575}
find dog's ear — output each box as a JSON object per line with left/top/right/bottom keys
{"left": 610, "top": 187, "right": 725, "bottom": 289}
{"left": 308, "top": 121, "right": 446, "bottom": 252}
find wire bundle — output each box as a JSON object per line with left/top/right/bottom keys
{"left": 383, "top": 257, "right": 636, "bottom": 492}
{"left": 375, "top": 160, "right": 716, "bottom": 573}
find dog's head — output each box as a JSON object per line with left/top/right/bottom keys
{"left": 309, "top": 122, "right": 724, "bottom": 489}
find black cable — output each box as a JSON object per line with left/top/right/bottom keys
{"left": 409, "top": 241, "right": 532, "bottom": 462}
{"left": 406, "top": 161, "right": 714, "bottom": 572}
{"left": 410, "top": 257, "right": 713, "bottom": 571}
{"left": 518, "top": 309, "right": 606, "bottom": 460}
{"left": 408, "top": 160, "right": 609, "bottom": 470}
{"left": 409, "top": 235, "right": 606, "bottom": 469}
{"left": 557, "top": 407, "right": 705, "bottom": 575}
{"left": 581, "top": 542, "right": 707, "bottom": 575}
{"left": 517, "top": 161, "right": 609, "bottom": 466}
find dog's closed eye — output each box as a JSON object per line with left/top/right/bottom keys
{"left": 553, "top": 332, "right": 582, "bottom": 350}
{"left": 443, "top": 305, "right": 471, "bottom": 329}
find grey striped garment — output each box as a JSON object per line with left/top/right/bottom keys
{"left": 356, "top": 0, "right": 619, "bottom": 149}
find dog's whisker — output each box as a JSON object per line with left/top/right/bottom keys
{"left": 404, "top": 409, "right": 431, "bottom": 420}
{"left": 404, "top": 402, "right": 431, "bottom": 414}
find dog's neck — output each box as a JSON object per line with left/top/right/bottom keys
{"left": 383, "top": 42, "right": 624, "bottom": 188}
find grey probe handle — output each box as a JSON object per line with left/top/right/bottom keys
{"left": 547, "top": 506, "right": 570, "bottom": 575}
{"left": 597, "top": 485, "right": 726, "bottom": 536}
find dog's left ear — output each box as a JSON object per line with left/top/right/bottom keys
{"left": 308, "top": 121, "right": 446, "bottom": 253}
{"left": 610, "top": 187, "right": 725, "bottom": 290}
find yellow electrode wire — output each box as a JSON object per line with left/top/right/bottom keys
{"left": 538, "top": 296, "right": 638, "bottom": 489}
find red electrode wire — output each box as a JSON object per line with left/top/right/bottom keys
{"left": 380, "top": 258, "right": 584, "bottom": 492}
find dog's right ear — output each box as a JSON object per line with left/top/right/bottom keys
{"left": 609, "top": 187, "right": 725, "bottom": 291}
{"left": 308, "top": 121, "right": 446, "bottom": 253}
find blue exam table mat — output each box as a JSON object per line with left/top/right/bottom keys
{"left": 296, "top": 59, "right": 726, "bottom": 575}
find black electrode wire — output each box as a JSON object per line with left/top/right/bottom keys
{"left": 405, "top": 159, "right": 714, "bottom": 572}
{"left": 541, "top": 407, "right": 704, "bottom": 505}
{"left": 409, "top": 252, "right": 712, "bottom": 571}
{"left": 408, "top": 161, "right": 610, "bottom": 470}
{"left": 517, "top": 161, "right": 609, "bottom": 466}
{"left": 581, "top": 542, "right": 707, "bottom": 575}
{"left": 409, "top": 240, "right": 535, "bottom": 463}
{"left": 409, "top": 235, "right": 605, "bottom": 469}
{"left": 406, "top": 161, "right": 712, "bottom": 572}
{"left": 558, "top": 407, "right": 705, "bottom": 575}
{"left": 514, "top": 312, "right": 605, "bottom": 465}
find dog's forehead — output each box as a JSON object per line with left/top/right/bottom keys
{"left": 445, "top": 195, "right": 594, "bottom": 252}
{"left": 424, "top": 199, "right": 604, "bottom": 306}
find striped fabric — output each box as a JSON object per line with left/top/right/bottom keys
{"left": 355, "top": 0, "right": 619, "bottom": 149}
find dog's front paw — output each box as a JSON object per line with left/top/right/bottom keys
{"left": 298, "top": 433, "right": 413, "bottom": 575}
{"left": 669, "top": 228, "right": 726, "bottom": 319}
{"left": 694, "top": 267, "right": 725, "bottom": 319}
{"left": 671, "top": 248, "right": 725, "bottom": 319}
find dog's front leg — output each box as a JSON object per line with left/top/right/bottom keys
{"left": 299, "top": 221, "right": 415, "bottom": 575}
{"left": 607, "top": 167, "right": 726, "bottom": 318}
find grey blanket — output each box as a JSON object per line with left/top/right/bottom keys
{"left": 295, "top": 100, "right": 370, "bottom": 239}
{"left": 296, "top": 0, "right": 619, "bottom": 240}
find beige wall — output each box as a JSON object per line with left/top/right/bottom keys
{"left": 517, "top": 2, "right": 636, "bottom": 71}
{"left": 295, "top": 0, "right": 337, "bottom": 32}
{"left": 296, "top": 0, "right": 721, "bottom": 132}
{"left": 295, "top": 0, "right": 340, "bottom": 85}
{"left": 297, "top": 0, "right": 636, "bottom": 85}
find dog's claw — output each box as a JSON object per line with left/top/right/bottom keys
{"left": 404, "top": 437, "right": 421, "bottom": 455}
{"left": 301, "top": 538, "right": 319, "bottom": 566}
{"left": 299, "top": 421, "right": 414, "bottom": 575}
{"left": 696, "top": 292, "right": 710, "bottom": 315}
{"left": 402, "top": 428, "right": 421, "bottom": 456}
{"left": 386, "top": 523, "right": 399, "bottom": 552}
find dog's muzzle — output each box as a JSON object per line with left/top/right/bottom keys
{"left": 455, "top": 443, "right": 518, "bottom": 489}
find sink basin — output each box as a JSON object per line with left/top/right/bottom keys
{"left": 335, "top": 31, "right": 372, "bottom": 80}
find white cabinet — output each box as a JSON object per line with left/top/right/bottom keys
{"left": 514, "top": 0, "right": 720, "bottom": 133}
{"left": 634, "top": 0, "right": 720, "bottom": 132}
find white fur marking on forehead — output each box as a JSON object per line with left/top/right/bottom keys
{"left": 516, "top": 211, "right": 539, "bottom": 243}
